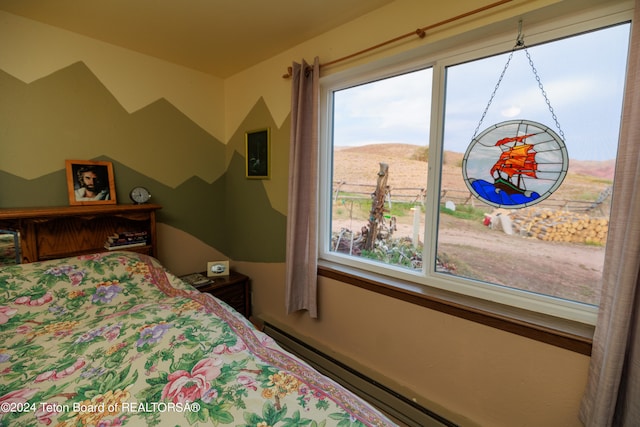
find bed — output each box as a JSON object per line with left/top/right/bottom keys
{"left": 0, "top": 251, "right": 397, "bottom": 427}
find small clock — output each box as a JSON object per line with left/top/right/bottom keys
{"left": 129, "top": 186, "right": 151, "bottom": 204}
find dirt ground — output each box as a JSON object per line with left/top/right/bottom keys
{"left": 332, "top": 144, "right": 612, "bottom": 306}
{"left": 435, "top": 215, "right": 604, "bottom": 304}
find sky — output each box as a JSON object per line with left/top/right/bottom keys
{"left": 332, "top": 22, "right": 630, "bottom": 162}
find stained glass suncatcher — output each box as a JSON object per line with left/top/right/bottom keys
{"left": 462, "top": 120, "right": 568, "bottom": 208}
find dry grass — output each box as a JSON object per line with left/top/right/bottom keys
{"left": 334, "top": 143, "right": 614, "bottom": 199}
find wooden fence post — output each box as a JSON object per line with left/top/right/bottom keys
{"left": 365, "top": 163, "right": 389, "bottom": 251}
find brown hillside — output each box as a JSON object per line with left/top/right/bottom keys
{"left": 334, "top": 143, "right": 614, "bottom": 201}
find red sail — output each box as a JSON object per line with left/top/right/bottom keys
{"left": 490, "top": 132, "right": 538, "bottom": 186}
{"left": 495, "top": 133, "right": 535, "bottom": 146}
{"left": 490, "top": 144, "right": 537, "bottom": 179}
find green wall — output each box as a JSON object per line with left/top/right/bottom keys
{"left": 0, "top": 61, "right": 286, "bottom": 262}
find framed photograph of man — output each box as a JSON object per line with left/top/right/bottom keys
{"left": 65, "top": 160, "right": 116, "bottom": 206}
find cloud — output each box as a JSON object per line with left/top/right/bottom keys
{"left": 501, "top": 106, "right": 521, "bottom": 117}
{"left": 334, "top": 68, "right": 431, "bottom": 146}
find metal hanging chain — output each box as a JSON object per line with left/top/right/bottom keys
{"left": 523, "top": 45, "right": 566, "bottom": 141}
{"left": 471, "top": 46, "right": 517, "bottom": 140}
{"left": 471, "top": 22, "right": 565, "bottom": 141}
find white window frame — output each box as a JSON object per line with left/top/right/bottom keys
{"left": 318, "top": 2, "right": 633, "bottom": 326}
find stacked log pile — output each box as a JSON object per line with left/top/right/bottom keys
{"left": 509, "top": 209, "right": 609, "bottom": 244}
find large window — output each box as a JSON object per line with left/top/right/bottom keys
{"left": 319, "top": 13, "right": 631, "bottom": 324}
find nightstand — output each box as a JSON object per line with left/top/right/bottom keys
{"left": 180, "top": 271, "right": 251, "bottom": 318}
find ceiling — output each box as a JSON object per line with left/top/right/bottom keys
{"left": 0, "top": 0, "right": 394, "bottom": 78}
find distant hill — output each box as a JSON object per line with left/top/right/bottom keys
{"left": 333, "top": 143, "right": 615, "bottom": 206}
{"left": 336, "top": 143, "right": 424, "bottom": 159}
{"left": 569, "top": 159, "right": 616, "bottom": 180}
{"left": 335, "top": 143, "right": 615, "bottom": 181}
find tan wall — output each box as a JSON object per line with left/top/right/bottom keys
{"left": 0, "top": 11, "right": 225, "bottom": 187}
{"left": 0, "top": 11, "right": 225, "bottom": 143}
{"left": 239, "top": 261, "right": 590, "bottom": 426}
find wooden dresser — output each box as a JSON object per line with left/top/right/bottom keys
{"left": 0, "top": 204, "right": 161, "bottom": 263}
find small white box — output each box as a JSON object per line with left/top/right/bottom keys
{"left": 207, "top": 260, "right": 229, "bottom": 277}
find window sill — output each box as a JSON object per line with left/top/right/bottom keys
{"left": 318, "top": 261, "right": 593, "bottom": 356}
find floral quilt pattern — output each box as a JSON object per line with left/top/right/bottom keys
{"left": 0, "top": 252, "right": 396, "bottom": 427}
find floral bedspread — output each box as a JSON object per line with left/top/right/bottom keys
{"left": 0, "top": 252, "right": 396, "bottom": 427}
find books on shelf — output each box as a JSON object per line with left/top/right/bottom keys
{"left": 104, "top": 231, "right": 149, "bottom": 250}
{"left": 104, "top": 241, "right": 147, "bottom": 250}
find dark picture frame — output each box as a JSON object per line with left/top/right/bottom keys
{"left": 65, "top": 160, "right": 116, "bottom": 206}
{"left": 245, "top": 128, "right": 271, "bottom": 179}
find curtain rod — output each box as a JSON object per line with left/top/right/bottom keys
{"left": 282, "top": 0, "right": 513, "bottom": 78}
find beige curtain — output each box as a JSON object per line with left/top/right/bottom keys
{"left": 285, "top": 57, "right": 320, "bottom": 318}
{"left": 580, "top": 4, "right": 640, "bottom": 425}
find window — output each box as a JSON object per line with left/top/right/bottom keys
{"left": 319, "top": 12, "right": 631, "bottom": 324}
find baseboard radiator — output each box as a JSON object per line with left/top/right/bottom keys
{"left": 262, "top": 322, "right": 457, "bottom": 427}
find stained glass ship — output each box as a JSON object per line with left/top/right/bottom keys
{"left": 490, "top": 133, "right": 537, "bottom": 195}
